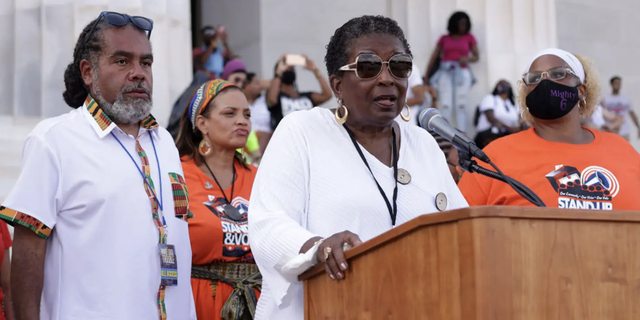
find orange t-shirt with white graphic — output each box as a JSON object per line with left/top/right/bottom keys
{"left": 181, "top": 158, "right": 258, "bottom": 320}
{"left": 458, "top": 127, "right": 640, "bottom": 211}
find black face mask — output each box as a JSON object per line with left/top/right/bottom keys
{"left": 525, "top": 79, "right": 580, "bottom": 120}
{"left": 495, "top": 84, "right": 510, "bottom": 95}
{"left": 281, "top": 70, "right": 296, "bottom": 85}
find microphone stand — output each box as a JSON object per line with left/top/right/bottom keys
{"left": 458, "top": 150, "right": 546, "bottom": 207}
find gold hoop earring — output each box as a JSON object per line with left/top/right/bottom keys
{"left": 400, "top": 104, "right": 411, "bottom": 122}
{"left": 198, "top": 139, "right": 212, "bottom": 156}
{"left": 335, "top": 100, "right": 348, "bottom": 125}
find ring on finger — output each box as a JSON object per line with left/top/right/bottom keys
{"left": 323, "top": 246, "right": 332, "bottom": 261}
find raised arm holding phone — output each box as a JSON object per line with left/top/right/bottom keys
{"left": 266, "top": 54, "right": 333, "bottom": 130}
{"left": 194, "top": 25, "right": 232, "bottom": 78}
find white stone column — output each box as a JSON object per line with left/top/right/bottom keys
{"left": 0, "top": 0, "right": 192, "bottom": 124}
{"left": 487, "top": 0, "right": 557, "bottom": 85}
{"left": 403, "top": 0, "right": 557, "bottom": 133}
{"left": 0, "top": 0, "right": 193, "bottom": 203}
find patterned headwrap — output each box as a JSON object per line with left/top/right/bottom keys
{"left": 187, "top": 79, "right": 236, "bottom": 129}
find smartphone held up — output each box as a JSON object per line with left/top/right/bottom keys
{"left": 285, "top": 54, "right": 306, "bottom": 66}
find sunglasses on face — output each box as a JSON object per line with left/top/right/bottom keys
{"left": 522, "top": 66, "right": 579, "bottom": 85}
{"left": 84, "top": 11, "right": 154, "bottom": 48}
{"left": 338, "top": 53, "right": 412, "bottom": 79}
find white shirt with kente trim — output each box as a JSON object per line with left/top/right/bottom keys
{"left": 0, "top": 96, "right": 196, "bottom": 320}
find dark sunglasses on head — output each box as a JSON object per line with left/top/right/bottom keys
{"left": 84, "top": 11, "right": 154, "bottom": 47}
{"left": 522, "top": 66, "right": 579, "bottom": 85}
{"left": 338, "top": 53, "right": 412, "bottom": 79}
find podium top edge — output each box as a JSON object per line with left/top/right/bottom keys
{"left": 298, "top": 206, "right": 640, "bottom": 280}
{"left": 464, "top": 206, "right": 640, "bottom": 222}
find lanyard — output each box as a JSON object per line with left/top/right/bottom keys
{"left": 343, "top": 124, "right": 399, "bottom": 226}
{"left": 203, "top": 161, "right": 236, "bottom": 203}
{"left": 111, "top": 131, "right": 165, "bottom": 226}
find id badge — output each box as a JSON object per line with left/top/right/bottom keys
{"left": 159, "top": 244, "right": 178, "bottom": 286}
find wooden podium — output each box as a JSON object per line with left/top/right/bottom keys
{"left": 299, "top": 206, "right": 640, "bottom": 319}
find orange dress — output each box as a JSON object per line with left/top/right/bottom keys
{"left": 458, "top": 128, "right": 640, "bottom": 210}
{"left": 181, "top": 158, "right": 260, "bottom": 320}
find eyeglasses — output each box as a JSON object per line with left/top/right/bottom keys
{"left": 338, "top": 54, "right": 412, "bottom": 79}
{"left": 84, "top": 11, "right": 154, "bottom": 48}
{"left": 522, "top": 66, "right": 579, "bottom": 85}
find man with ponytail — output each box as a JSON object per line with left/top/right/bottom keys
{"left": 1, "top": 11, "right": 196, "bottom": 320}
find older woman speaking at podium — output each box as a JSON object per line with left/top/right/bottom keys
{"left": 248, "top": 15, "right": 468, "bottom": 320}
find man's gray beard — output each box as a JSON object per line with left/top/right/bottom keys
{"left": 92, "top": 73, "right": 153, "bottom": 125}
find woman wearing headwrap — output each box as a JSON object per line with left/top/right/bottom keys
{"left": 175, "top": 79, "right": 261, "bottom": 320}
{"left": 221, "top": 59, "right": 264, "bottom": 164}
{"left": 458, "top": 48, "right": 640, "bottom": 210}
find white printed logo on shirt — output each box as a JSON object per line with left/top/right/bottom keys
{"left": 203, "top": 196, "right": 253, "bottom": 262}
{"left": 281, "top": 96, "right": 314, "bottom": 117}
{"left": 546, "top": 164, "right": 620, "bottom": 210}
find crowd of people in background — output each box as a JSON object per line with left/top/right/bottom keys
{"left": 2, "top": 8, "right": 640, "bottom": 320}
{"left": 178, "top": 11, "right": 639, "bottom": 169}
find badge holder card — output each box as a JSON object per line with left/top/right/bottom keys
{"left": 159, "top": 244, "right": 178, "bottom": 286}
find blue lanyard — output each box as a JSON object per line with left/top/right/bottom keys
{"left": 111, "top": 131, "right": 164, "bottom": 214}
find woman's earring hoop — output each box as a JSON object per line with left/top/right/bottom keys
{"left": 400, "top": 104, "right": 412, "bottom": 122}
{"left": 335, "top": 100, "right": 348, "bottom": 125}
{"left": 199, "top": 139, "right": 212, "bottom": 156}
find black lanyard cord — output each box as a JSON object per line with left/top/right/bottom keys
{"left": 343, "top": 124, "right": 399, "bottom": 226}
{"left": 203, "top": 160, "right": 236, "bottom": 203}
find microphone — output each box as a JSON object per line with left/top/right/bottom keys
{"left": 419, "top": 108, "right": 490, "bottom": 163}
{"left": 419, "top": 108, "right": 546, "bottom": 207}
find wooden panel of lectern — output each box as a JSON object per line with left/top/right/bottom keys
{"left": 300, "top": 206, "right": 640, "bottom": 320}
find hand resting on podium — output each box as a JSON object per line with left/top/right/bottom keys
{"left": 299, "top": 231, "right": 363, "bottom": 281}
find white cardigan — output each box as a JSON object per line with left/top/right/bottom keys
{"left": 248, "top": 108, "right": 468, "bottom": 319}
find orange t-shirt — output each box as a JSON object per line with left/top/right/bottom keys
{"left": 458, "top": 128, "right": 640, "bottom": 211}
{"left": 181, "top": 158, "right": 258, "bottom": 320}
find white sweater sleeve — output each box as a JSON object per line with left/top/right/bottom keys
{"left": 248, "top": 114, "right": 318, "bottom": 306}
